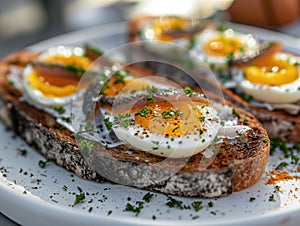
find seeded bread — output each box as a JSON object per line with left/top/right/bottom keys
{"left": 0, "top": 50, "right": 270, "bottom": 197}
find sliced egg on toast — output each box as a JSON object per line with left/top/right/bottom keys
{"left": 110, "top": 94, "right": 220, "bottom": 158}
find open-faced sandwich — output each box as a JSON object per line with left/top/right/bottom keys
{"left": 0, "top": 44, "right": 270, "bottom": 198}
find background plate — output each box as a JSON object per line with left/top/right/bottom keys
{"left": 0, "top": 22, "right": 300, "bottom": 226}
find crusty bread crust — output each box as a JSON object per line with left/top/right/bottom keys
{"left": 222, "top": 87, "right": 300, "bottom": 142}
{"left": 0, "top": 50, "right": 270, "bottom": 197}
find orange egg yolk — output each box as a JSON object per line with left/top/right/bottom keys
{"left": 27, "top": 71, "right": 77, "bottom": 97}
{"left": 153, "top": 17, "right": 189, "bottom": 41}
{"left": 245, "top": 56, "right": 298, "bottom": 86}
{"left": 134, "top": 101, "right": 205, "bottom": 137}
{"left": 203, "top": 36, "right": 242, "bottom": 56}
{"left": 28, "top": 55, "right": 92, "bottom": 98}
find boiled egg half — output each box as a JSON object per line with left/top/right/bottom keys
{"left": 238, "top": 52, "right": 300, "bottom": 104}
{"left": 193, "top": 28, "right": 260, "bottom": 69}
{"left": 110, "top": 96, "right": 220, "bottom": 158}
{"left": 22, "top": 46, "right": 92, "bottom": 107}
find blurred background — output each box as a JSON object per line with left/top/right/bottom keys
{"left": 0, "top": 0, "right": 300, "bottom": 58}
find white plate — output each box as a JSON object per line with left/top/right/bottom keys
{"left": 1, "top": 22, "right": 300, "bottom": 226}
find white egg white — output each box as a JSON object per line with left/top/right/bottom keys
{"left": 112, "top": 105, "right": 220, "bottom": 158}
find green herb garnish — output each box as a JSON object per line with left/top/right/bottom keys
{"left": 275, "top": 185, "right": 281, "bottom": 193}
{"left": 38, "top": 160, "right": 50, "bottom": 168}
{"left": 161, "top": 109, "right": 182, "bottom": 118}
{"left": 63, "top": 65, "right": 85, "bottom": 77}
{"left": 142, "top": 192, "right": 154, "bottom": 203}
{"left": 78, "top": 139, "right": 94, "bottom": 153}
{"left": 275, "top": 162, "right": 288, "bottom": 170}
{"left": 199, "top": 116, "right": 205, "bottom": 122}
{"left": 232, "top": 108, "right": 240, "bottom": 118}
{"left": 269, "top": 194, "right": 275, "bottom": 202}
{"left": 17, "top": 148, "right": 27, "bottom": 157}
{"left": 73, "top": 193, "right": 85, "bottom": 206}
{"left": 183, "top": 85, "right": 193, "bottom": 97}
{"left": 191, "top": 201, "right": 203, "bottom": 212}
{"left": 135, "top": 106, "right": 153, "bottom": 118}
{"left": 208, "top": 201, "right": 214, "bottom": 207}
{"left": 124, "top": 201, "right": 144, "bottom": 216}
{"left": 104, "top": 118, "right": 113, "bottom": 130}
{"left": 54, "top": 107, "right": 65, "bottom": 115}
{"left": 166, "top": 196, "right": 183, "bottom": 209}
{"left": 250, "top": 197, "right": 256, "bottom": 202}
{"left": 241, "top": 94, "right": 253, "bottom": 103}
{"left": 199, "top": 129, "right": 204, "bottom": 136}
{"left": 147, "top": 94, "right": 155, "bottom": 103}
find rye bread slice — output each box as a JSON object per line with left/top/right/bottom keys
{"left": 0, "top": 50, "right": 270, "bottom": 198}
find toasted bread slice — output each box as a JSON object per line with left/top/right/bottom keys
{"left": 0, "top": 50, "right": 270, "bottom": 198}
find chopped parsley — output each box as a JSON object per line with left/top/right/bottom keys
{"left": 54, "top": 107, "right": 65, "bottom": 115}
{"left": 38, "top": 160, "right": 50, "bottom": 168}
{"left": 135, "top": 106, "right": 153, "bottom": 118}
{"left": 142, "top": 192, "right": 154, "bottom": 203}
{"left": 124, "top": 201, "right": 144, "bottom": 216}
{"left": 232, "top": 108, "right": 240, "bottom": 118}
{"left": 183, "top": 85, "right": 193, "bottom": 97}
{"left": 17, "top": 148, "right": 27, "bottom": 157}
{"left": 104, "top": 118, "right": 113, "bottom": 130}
{"left": 275, "top": 161, "right": 288, "bottom": 170}
{"left": 208, "top": 201, "right": 214, "bottom": 207}
{"left": 269, "top": 194, "right": 275, "bottom": 202}
{"left": 9, "top": 80, "right": 14, "bottom": 87}
{"left": 55, "top": 129, "right": 61, "bottom": 139}
{"left": 191, "top": 201, "right": 203, "bottom": 212}
{"left": 146, "top": 86, "right": 159, "bottom": 94}
{"left": 146, "top": 94, "right": 155, "bottom": 103}
{"left": 166, "top": 196, "right": 183, "bottom": 209}
{"left": 249, "top": 197, "right": 256, "bottom": 202}
{"left": 86, "top": 45, "right": 103, "bottom": 56}
{"left": 199, "top": 129, "right": 204, "bottom": 136}
{"left": 73, "top": 193, "right": 85, "bottom": 206}
{"left": 78, "top": 139, "right": 94, "bottom": 153}
{"left": 241, "top": 94, "right": 253, "bottom": 103}
{"left": 63, "top": 65, "right": 85, "bottom": 77}
{"left": 275, "top": 185, "right": 281, "bottom": 193}
{"left": 61, "top": 116, "right": 72, "bottom": 123}
{"left": 199, "top": 116, "right": 205, "bottom": 122}
{"left": 114, "top": 113, "right": 134, "bottom": 128}
{"left": 113, "top": 70, "right": 128, "bottom": 85}
{"left": 243, "top": 118, "right": 248, "bottom": 124}
{"left": 161, "top": 109, "right": 182, "bottom": 118}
